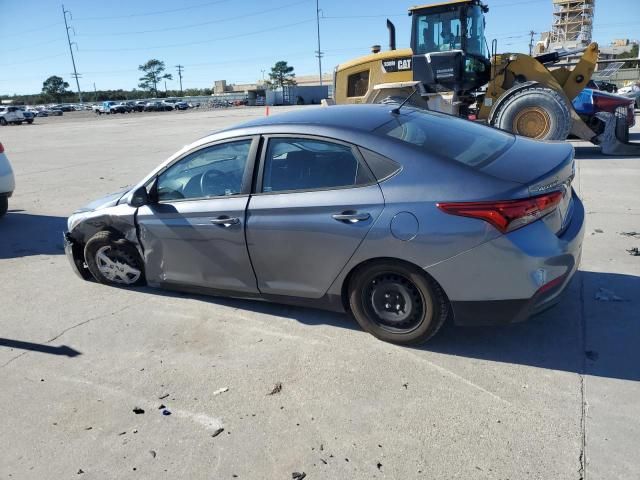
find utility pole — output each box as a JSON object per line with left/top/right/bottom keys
{"left": 62, "top": 4, "right": 83, "bottom": 103}
{"left": 93, "top": 82, "right": 97, "bottom": 102}
{"left": 315, "top": 0, "right": 323, "bottom": 86}
{"left": 175, "top": 65, "right": 184, "bottom": 95}
{"left": 529, "top": 30, "right": 536, "bottom": 56}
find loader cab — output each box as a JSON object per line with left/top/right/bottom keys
{"left": 410, "top": 0, "right": 491, "bottom": 93}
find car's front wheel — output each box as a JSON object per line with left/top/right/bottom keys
{"left": 84, "top": 231, "right": 145, "bottom": 286}
{"left": 348, "top": 261, "right": 449, "bottom": 345}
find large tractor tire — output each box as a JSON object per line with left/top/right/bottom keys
{"left": 492, "top": 87, "right": 571, "bottom": 141}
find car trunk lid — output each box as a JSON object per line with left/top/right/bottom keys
{"left": 479, "top": 136, "right": 575, "bottom": 235}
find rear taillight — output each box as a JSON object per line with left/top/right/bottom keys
{"left": 437, "top": 191, "right": 564, "bottom": 233}
{"left": 0, "top": 142, "right": 4, "bottom": 154}
{"left": 593, "top": 94, "right": 633, "bottom": 114}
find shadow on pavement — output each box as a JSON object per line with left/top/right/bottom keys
{"left": 134, "top": 270, "right": 639, "bottom": 381}
{"left": 0, "top": 212, "right": 67, "bottom": 259}
{"left": 574, "top": 145, "right": 640, "bottom": 160}
{"left": 0, "top": 338, "right": 81, "bottom": 357}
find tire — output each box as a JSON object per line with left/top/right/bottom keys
{"left": 492, "top": 87, "right": 571, "bottom": 141}
{"left": 0, "top": 118, "right": 7, "bottom": 126}
{"left": 27, "top": 119, "right": 33, "bottom": 124}
{"left": 84, "top": 231, "right": 145, "bottom": 286}
{"left": 0, "top": 196, "right": 7, "bottom": 217}
{"left": 348, "top": 261, "right": 449, "bottom": 345}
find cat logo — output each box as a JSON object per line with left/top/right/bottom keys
{"left": 382, "top": 58, "right": 412, "bottom": 73}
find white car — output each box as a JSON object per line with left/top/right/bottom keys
{"left": 0, "top": 141, "right": 15, "bottom": 217}
{"left": 0, "top": 106, "right": 26, "bottom": 126}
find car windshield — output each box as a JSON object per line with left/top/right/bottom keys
{"left": 373, "top": 109, "right": 514, "bottom": 168}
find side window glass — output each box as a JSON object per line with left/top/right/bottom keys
{"left": 347, "top": 70, "right": 369, "bottom": 97}
{"left": 157, "top": 140, "right": 251, "bottom": 201}
{"left": 262, "top": 138, "right": 373, "bottom": 193}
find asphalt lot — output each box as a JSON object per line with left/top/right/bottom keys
{"left": 1, "top": 107, "right": 639, "bottom": 479}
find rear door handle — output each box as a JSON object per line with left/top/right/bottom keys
{"left": 210, "top": 216, "right": 240, "bottom": 227}
{"left": 332, "top": 211, "right": 371, "bottom": 223}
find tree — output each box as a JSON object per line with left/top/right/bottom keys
{"left": 42, "top": 76, "right": 70, "bottom": 102}
{"left": 617, "top": 43, "right": 639, "bottom": 69}
{"left": 266, "top": 61, "right": 297, "bottom": 91}
{"left": 138, "top": 59, "right": 172, "bottom": 96}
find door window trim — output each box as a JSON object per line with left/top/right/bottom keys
{"left": 253, "top": 134, "right": 377, "bottom": 195}
{"left": 151, "top": 135, "right": 259, "bottom": 204}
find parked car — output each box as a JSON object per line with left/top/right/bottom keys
{"left": 0, "top": 106, "right": 25, "bottom": 125}
{"left": 134, "top": 101, "right": 147, "bottom": 112}
{"left": 573, "top": 88, "right": 636, "bottom": 136}
{"left": 0, "top": 141, "right": 15, "bottom": 217}
{"left": 586, "top": 79, "right": 618, "bottom": 93}
{"left": 18, "top": 108, "right": 35, "bottom": 124}
{"left": 95, "top": 101, "right": 127, "bottom": 114}
{"left": 144, "top": 101, "right": 173, "bottom": 112}
{"left": 64, "top": 105, "right": 585, "bottom": 345}
{"left": 618, "top": 82, "right": 640, "bottom": 109}
{"left": 173, "top": 100, "right": 189, "bottom": 110}
{"left": 46, "top": 108, "right": 63, "bottom": 116}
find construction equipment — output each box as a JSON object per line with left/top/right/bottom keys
{"left": 333, "top": 0, "right": 640, "bottom": 155}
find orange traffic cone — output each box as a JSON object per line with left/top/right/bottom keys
{"left": 265, "top": 106, "right": 270, "bottom": 116}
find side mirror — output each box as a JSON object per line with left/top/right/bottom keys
{"left": 128, "top": 185, "right": 150, "bottom": 207}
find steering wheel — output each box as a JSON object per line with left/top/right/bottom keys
{"left": 200, "top": 168, "right": 239, "bottom": 197}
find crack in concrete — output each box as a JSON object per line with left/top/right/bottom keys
{"left": 0, "top": 302, "right": 138, "bottom": 368}
{"left": 579, "top": 271, "right": 587, "bottom": 480}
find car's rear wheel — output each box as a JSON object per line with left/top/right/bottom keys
{"left": 0, "top": 118, "right": 6, "bottom": 126}
{"left": 26, "top": 119, "right": 33, "bottom": 124}
{"left": 84, "top": 231, "right": 145, "bottom": 286}
{"left": 348, "top": 261, "right": 449, "bottom": 345}
{"left": 0, "top": 196, "right": 8, "bottom": 217}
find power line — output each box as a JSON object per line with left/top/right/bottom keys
{"left": 62, "top": 4, "right": 83, "bottom": 103}
{"left": 0, "top": 22, "right": 64, "bottom": 39}
{"left": 75, "top": 0, "right": 311, "bottom": 37}
{"left": 81, "top": 19, "right": 315, "bottom": 53}
{"left": 74, "top": 0, "right": 233, "bottom": 21}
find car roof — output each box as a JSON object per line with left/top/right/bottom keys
{"left": 232, "top": 104, "right": 408, "bottom": 134}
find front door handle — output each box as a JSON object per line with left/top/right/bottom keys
{"left": 332, "top": 211, "right": 371, "bottom": 223}
{"left": 210, "top": 216, "right": 240, "bottom": 227}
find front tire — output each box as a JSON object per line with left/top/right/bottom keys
{"left": 84, "top": 231, "right": 145, "bottom": 286}
{"left": 348, "top": 261, "right": 449, "bottom": 345}
{"left": 493, "top": 87, "right": 571, "bottom": 140}
{"left": 0, "top": 118, "right": 7, "bottom": 126}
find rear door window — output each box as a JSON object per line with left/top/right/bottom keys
{"left": 374, "top": 109, "right": 514, "bottom": 168}
{"left": 261, "top": 138, "right": 374, "bottom": 193}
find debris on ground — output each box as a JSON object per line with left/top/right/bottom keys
{"left": 133, "top": 429, "right": 138, "bottom": 434}
{"left": 267, "top": 382, "right": 282, "bottom": 395}
{"left": 627, "top": 247, "right": 640, "bottom": 256}
{"left": 402, "top": 382, "right": 408, "bottom": 389}
{"left": 162, "top": 409, "right": 172, "bottom": 416}
{"left": 320, "top": 458, "right": 328, "bottom": 465}
{"left": 84, "top": 426, "right": 92, "bottom": 430}
{"left": 149, "top": 450, "right": 157, "bottom": 459}
{"left": 595, "top": 288, "right": 625, "bottom": 302}
{"left": 118, "top": 431, "right": 126, "bottom": 436}
{"left": 292, "top": 472, "right": 306, "bottom": 480}
{"left": 594, "top": 229, "right": 604, "bottom": 234}
{"left": 211, "top": 427, "right": 224, "bottom": 438}
{"left": 212, "top": 387, "right": 229, "bottom": 396}
{"left": 132, "top": 407, "right": 145, "bottom": 415}
{"left": 377, "top": 462, "right": 383, "bottom": 470}
{"left": 158, "top": 393, "right": 170, "bottom": 400}
{"left": 620, "top": 231, "right": 640, "bottom": 238}
{"left": 585, "top": 350, "right": 599, "bottom": 361}
{"left": 158, "top": 404, "right": 166, "bottom": 409}
{"left": 77, "top": 469, "right": 84, "bottom": 474}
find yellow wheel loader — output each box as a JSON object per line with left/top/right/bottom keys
{"left": 333, "top": 0, "right": 639, "bottom": 155}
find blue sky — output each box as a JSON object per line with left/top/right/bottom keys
{"left": 1, "top": 0, "right": 638, "bottom": 95}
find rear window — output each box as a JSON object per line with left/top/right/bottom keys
{"left": 373, "top": 110, "right": 514, "bottom": 168}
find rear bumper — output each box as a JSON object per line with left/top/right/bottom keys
{"left": 427, "top": 191, "right": 585, "bottom": 326}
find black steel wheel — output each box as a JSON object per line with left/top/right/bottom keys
{"left": 348, "top": 261, "right": 449, "bottom": 345}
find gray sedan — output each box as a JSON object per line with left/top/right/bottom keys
{"left": 64, "top": 105, "right": 584, "bottom": 344}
